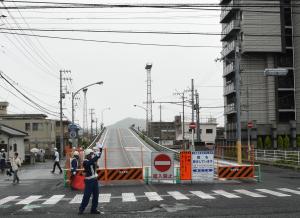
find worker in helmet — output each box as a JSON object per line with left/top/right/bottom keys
{"left": 71, "top": 151, "right": 80, "bottom": 176}
{"left": 78, "top": 144, "right": 103, "bottom": 215}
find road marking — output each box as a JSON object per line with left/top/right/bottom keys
{"left": 0, "top": 196, "right": 19, "bottom": 205}
{"left": 278, "top": 188, "right": 300, "bottom": 195}
{"left": 122, "top": 193, "right": 137, "bottom": 202}
{"left": 145, "top": 192, "right": 163, "bottom": 201}
{"left": 70, "top": 194, "right": 83, "bottom": 204}
{"left": 190, "top": 191, "right": 215, "bottom": 199}
{"left": 234, "top": 189, "right": 266, "bottom": 198}
{"left": 16, "top": 195, "right": 42, "bottom": 205}
{"left": 212, "top": 190, "right": 241, "bottom": 198}
{"left": 42, "top": 195, "right": 65, "bottom": 205}
{"left": 99, "top": 194, "right": 111, "bottom": 203}
{"left": 256, "top": 189, "right": 291, "bottom": 197}
{"left": 168, "top": 191, "right": 189, "bottom": 200}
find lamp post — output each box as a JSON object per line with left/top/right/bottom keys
{"left": 101, "top": 107, "right": 111, "bottom": 130}
{"left": 71, "top": 81, "right": 103, "bottom": 147}
{"left": 133, "top": 104, "right": 148, "bottom": 136}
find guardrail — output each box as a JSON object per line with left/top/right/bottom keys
{"left": 130, "top": 127, "right": 180, "bottom": 161}
{"left": 87, "top": 127, "right": 106, "bottom": 149}
{"left": 255, "top": 149, "right": 300, "bottom": 165}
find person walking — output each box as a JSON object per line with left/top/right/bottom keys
{"left": 0, "top": 149, "right": 6, "bottom": 174}
{"left": 78, "top": 144, "right": 103, "bottom": 215}
{"left": 51, "top": 148, "right": 62, "bottom": 174}
{"left": 11, "top": 152, "right": 21, "bottom": 184}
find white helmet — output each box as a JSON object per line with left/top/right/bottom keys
{"left": 73, "top": 151, "right": 79, "bottom": 156}
{"left": 54, "top": 147, "right": 57, "bottom": 151}
{"left": 1, "top": 149, "right": 5, "bottom": 152}
{"left": 84, "top": 149, "right": 93, "bottom": 156}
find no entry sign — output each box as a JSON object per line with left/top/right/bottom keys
{"left": 151, "top": 152, "right": 174, "bottom": 180}
{"left": 154, "top": 154, "right": 171, "bottom": 172}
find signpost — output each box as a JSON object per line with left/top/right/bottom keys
{"left": 151, "top": 152, "right": 174, "bottom": 180}
{"left": 264, "top": 68, "right": 288, "bottom": 76}
{"left": 192, "top": 151, "right": 214, "bottom": 181}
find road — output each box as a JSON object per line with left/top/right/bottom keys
{"left": 1, "top": 130, "right": 300, "bottom": 217}
{"left": 98, "top": 128, "right": 155, "bottom": 168}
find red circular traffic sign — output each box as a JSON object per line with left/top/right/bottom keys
{"left": 189, "top": 122, "right": 196, "bottom": 129}
{"left": 247, "top": 121, "right": 253, "bottom": 129}
{"left": 154, "top": 154, "right": 171, "bottom": 172}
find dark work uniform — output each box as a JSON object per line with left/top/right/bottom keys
{"left": 79, "top": 150, "right": 102, "bottom": 213}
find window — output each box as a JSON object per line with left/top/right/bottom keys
{"left": 32, "top": 123, "right": 38, "bottom": 131}
{"left": 206, "top": 129, "right": 213, "bottom": 134}
{"left": 25, "top": 123, "right": 31, "bottom": 131}
{"left": 13, "top": 143, "right": 17, "bottom": 152}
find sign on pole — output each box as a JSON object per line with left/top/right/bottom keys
{"left": 247, "top": 121, "right": 253, "bottom": 129}
{"left": 192, "top": 151, "right": 214, "bottom": 181}
{"left": 151, "top": 152, "right": 174, "bottom": 180}
{"left": 180, "top": 151, "right": 191, "bottom": 180}
{"left": 264, "top": 68, "right": 288, "bottom": 76}
{"left": 189, "top": 122, "right": 196, "bottom": 130}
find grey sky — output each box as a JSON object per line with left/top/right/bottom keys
{"left": 0, "top": 0, "right": 223, "bottom": 127}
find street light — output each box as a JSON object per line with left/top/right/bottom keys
{"left": 133, "top": 104, "right": 148, "bottom": 136}
{"left": 71, "top": 81, "right": 103, "bottom": 146}
{"left": 101, "top": 107, "right": 111, "bottom": 129}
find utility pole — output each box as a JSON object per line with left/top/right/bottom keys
{"left": 235, "top": 37, "right": 242, "bottom": 164}
{"left": 89, "top": 108, "right": 95, "bottom": 141}
{"left": 59, "top": 70, "right": 72, "bottom": 157}
{"left": 174, "top": 91, "right": 187, "bottom": 150}
{"left": 96, "top": 118, "right": 98, "bottom": 135}
{"left": 195, "top": 90, "right": 201, "bottom": 142}
{"left": 145, "top": 63, "right": 153, "bottom": 137}
{"left": 191, "top": 79, "right": 195, "bottom": 151}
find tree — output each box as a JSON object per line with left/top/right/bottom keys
{"left": 257, "top": 136, "right": 263, "bottom": 149}
{"left": 278, "top": 136, "right": 284, "bottom": 149}
{"left": 283, "top": 135, "right": 290, "bottom": 150}
{"left": 264, "top": 136, "right": 272, "bottom": 149}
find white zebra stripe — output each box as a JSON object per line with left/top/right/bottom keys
{"left": 99, "top": 194, "right": 111, "bottom": 203}
{"left": 213, "top": 190, "right": 240, "bottom": 198}
{"left": 145, "top": 192, "right": 163, "bottom": 201}
{"left": 122, "top": 193, "right": 136, "bottom": 202}
{"left": 69, "top": 194, "right": 83, "bottom": 204}
{"left": 16, "top": 195, "right": 42, "bottom": 205}
{"left": 234, "top": 189, "right": 266, "bottom": 198}
{"left": 190, "top": 191, "right": 215, "bottom": 199}
{"left": 168, "top": 191, "right": 189, "bottom": 200}
{"left": 278, "top": 188, "right": 300, "bottom": 195}
{"left": 256, "top": 189, "right": 291, "bottom": 197}
{"left": 0, "top": 196, "right": 19, "bottom": 205}
{"left": 42, "top": 195, "right": 65, "bottom": 205}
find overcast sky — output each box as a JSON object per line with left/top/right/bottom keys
{"left": 0, "top": 0, "right": 223, "bottom": 128}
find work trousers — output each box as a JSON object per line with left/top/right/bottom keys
{"left": 52, "top": 161, "right": 62, "bottom": 173}
{"left": 79, "top": 178, "right": 99, "bottom": 212}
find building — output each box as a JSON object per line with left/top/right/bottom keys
{"left": 148, "top": 121, "right": 176, "bottom": 147}
{"left": 0, "top": 102, "right": 69, "bottom": 156}
{"left": 220, "top": 0, "right": 300, "bottom": 147}
{"left": 0, "top": 124, "right": 27, "bottom": 162}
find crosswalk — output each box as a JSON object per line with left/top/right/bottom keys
{"left": 1, "top": 187, "right": 300, "bottom": 209}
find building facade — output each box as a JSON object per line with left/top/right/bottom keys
{"left": 220, "top": 0, "right": 300, "bottom": 147}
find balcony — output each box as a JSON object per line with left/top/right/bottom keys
{"left": 221, "top": 40, "right": 236, "bottom": 57}
{"left": 224, "top": 82, "right": 235, "bottom": 95}
{"left": 223, "top": 62, "right": 235, "bottom": 77}
{"left": 225, "top": 103, "right": 236, "bottom": 114}
{"left": 221, "top": 19, "right": 240, "bottom": 41}
{"left": 220, "top": 0, "right": 240, "bottom": 23}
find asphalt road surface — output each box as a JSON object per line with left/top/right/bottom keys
{"left": 97, "top": 128, "right": 155, "bottom": 168}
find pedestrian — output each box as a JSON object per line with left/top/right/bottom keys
{"left": 78, "top": 145, "right": 103, "bottom": 215}
{"left": 51, "top": 148, "right": 62, "bottom": 174}
{"left": 0, "top": 149, "right": 6, "bottom": 174}
{"left": 70, "top": 151, "right": 80, "bottom": 186}
{"left": 11, "top": 152, "right": 21, "bottom": 184}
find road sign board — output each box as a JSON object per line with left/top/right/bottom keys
{"left": 189, "top": 122, "right": 196, "bottom": 129}
{"left": 151, "top": 152, "right": 174, "bottom": 180}
{"left": 69, "top": 130, "right": 77, "bottom": 139}
{"left": 247, "top": 121, "right": 253, "bottom": 129}
{"left": 192, "top": 151, "right": 214, "bottom": 181}
{"left": 180, "top": 151, "right": 192, "bottom": 180}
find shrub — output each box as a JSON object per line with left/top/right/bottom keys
{"left": 257, "top": 136, "right": 263, "bottom": 149}
{"left": 264, "top": 136, "right": 272, "bottom": 149}
{"left": 283, "top": 135, "right": 290, "bottom": 150}
{"left": 278, "top": 136, "right": 284, "bottom": 149}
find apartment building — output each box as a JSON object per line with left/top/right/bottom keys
{"left": 220, "top": 0, "right": 299, "bottom": 147}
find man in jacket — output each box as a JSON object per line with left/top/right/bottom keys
{"left": 78, "top": 145, "right": 103, "bottom": 215}
{"left": 0, "top": 149, "right": 6, "bottom": 174}
{"left": 51, "top": 148, "right": 62, "bottom": 174}
{"left": 11, "top": 152, "right": 21, "bottom": 184}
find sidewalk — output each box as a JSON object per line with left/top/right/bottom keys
{"left": 0, "top": 159, "right": 65, "bottom": 181}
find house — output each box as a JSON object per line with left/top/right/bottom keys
{"left": 0, "top": 124, "right": 27, "bottom": 162}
